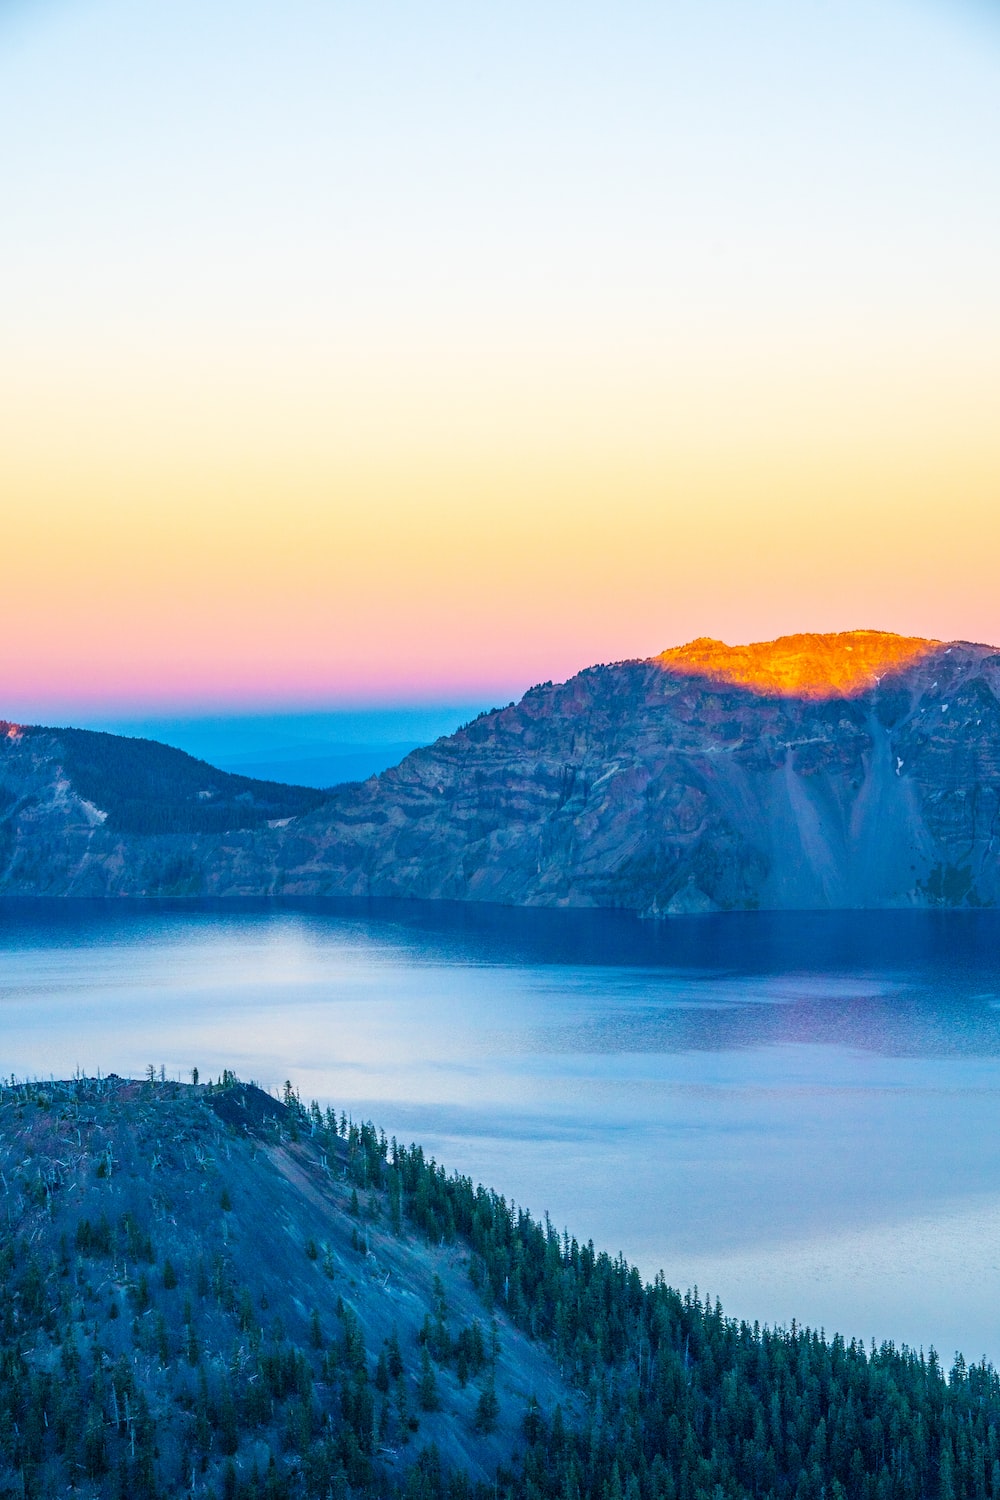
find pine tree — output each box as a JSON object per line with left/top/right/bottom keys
{"left": 418, "top": 1347, "right": 439, "bottom": 1412}
{"left": 474, "top": 1379, "right": 499, "bottom": 1434}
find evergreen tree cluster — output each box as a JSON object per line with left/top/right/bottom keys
{"left": 293, "top": 1086, "right": 1000, "bottom": 1500}
{"left": 21, "top": 726, "right": 325, "bottom": 835}
{"left": 4, "top": 1073, "right": 1000, "bottom": 1499}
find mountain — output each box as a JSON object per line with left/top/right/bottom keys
{"left": 3, "top": 630, "right": 1000, "bottom": 909}
{"left": 5, "top": 1071, "right": 1000, "bottom": 1500}
{"left": 244, "top": 629, "right": 1000, "bottom": 912}
{"left": 0, "top": 724, "right": 324, "bottom": 895}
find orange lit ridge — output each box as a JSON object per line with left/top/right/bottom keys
{"left": 654, "top": 631, "right": 940, "bottom": 700}
{"left": 2, "top": 722, "right": 21, "bottom": 740}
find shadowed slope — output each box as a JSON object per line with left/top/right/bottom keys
{"left": 5, "top": 1073, "right": 1000, "bottom": 1500}
{"left": 273, "top": 631, "right": 1000, "bottom": 913}
{"left": 0, "top": 1074, "right": 570, "bottom": 1499}
{"left": 0, "top": 723, "right": 325, "bottom": 893}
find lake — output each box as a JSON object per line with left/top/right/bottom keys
{"left": 2, "top": 897, "right": 1000, "bottom": 1365}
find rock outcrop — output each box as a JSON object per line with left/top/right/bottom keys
{"left": 3, "top": 631, "right": 1000, "bottom": 910}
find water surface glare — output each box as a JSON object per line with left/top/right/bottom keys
{"left": 2, "top": 899, "right": 1000, "bottom": 1363}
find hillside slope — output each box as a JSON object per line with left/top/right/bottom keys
{"left": 0, "top": 1074, "right": 570, "bottom": 1499}
{"left": 6, "top": 1073, "right": 1000, "bottom": 1500}
{"left": 0, "top": 724, "right": 324, "bottom": 895}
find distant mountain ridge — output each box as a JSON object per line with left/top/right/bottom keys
{"left": 0, "top": 723, "right": 323, "bottom": 893}
{"left": 2, "top": 630, "right": 1000, "bottom": 910}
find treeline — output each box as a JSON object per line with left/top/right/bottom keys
{"left": 288, "top": 1086, "right": 1000, "bottom": 1500}
{"left": 27, "top": 726, "right": 325, "bottom": 833}
{"left": 5, "top": 1073, "right": 1000, "bottom": 1499}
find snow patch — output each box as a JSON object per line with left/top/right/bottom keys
{"left": 589, "top": 764, "right": 621, "bottom": 792}
{"left": 51, "top": 776, "right": 72, "bottom": 808}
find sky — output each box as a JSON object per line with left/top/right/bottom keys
{"left": 2, "top": 0, "right": 999, "bottom": 720}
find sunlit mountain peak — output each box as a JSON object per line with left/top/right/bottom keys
{"left": 653, "top": 630, "right": 943, "bottom": 700}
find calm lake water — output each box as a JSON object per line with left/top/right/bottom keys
{"left": 3, "top": 897, "right": 1000, "bottom": 1364}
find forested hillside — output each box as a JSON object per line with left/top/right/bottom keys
{"left": 2, "top": 1074, "right": 998, "bottom": 1499}
{"left": 17, "top": 725, "right": 326, "bottom": 834}
{"left": 0, "top": 724, "right": 326, "bottom": 893}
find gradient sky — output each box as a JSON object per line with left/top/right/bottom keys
{"left": 3, "top": 0, "right": 999, "bottom": 716}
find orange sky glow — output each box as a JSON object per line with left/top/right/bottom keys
{"left": 2, "top": 0, "right": 999, "bottom": 714}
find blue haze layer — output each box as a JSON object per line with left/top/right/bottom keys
{"left": 68, "top": 707, "right": 490, "bottom": 787}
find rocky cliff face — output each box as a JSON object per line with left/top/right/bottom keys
{"left": 273, "top": 631, "right": 1000, "bottom": 913}
{"left": 3, "top": 631, "right": 1000, "bottom": 911}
